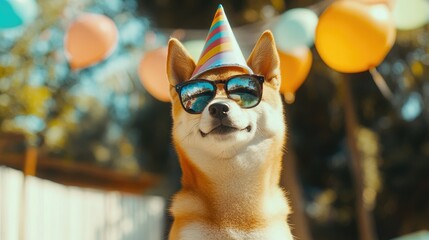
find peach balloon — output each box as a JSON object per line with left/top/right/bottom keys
{"left": 65, "top": 13, "right": 118, "bottom": 70}
{"left": 279, "top": 48, "right": 312, "bottom": 103}
{"left": 315, "top": 1, "right": 395, "bottom": 73}
{"left": 138, "top": 47, "right": 170, "bottom": 102}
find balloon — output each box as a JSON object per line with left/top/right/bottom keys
{"left": 273, "top": 8, "right": 318, "bottom": 51}
{"left": 352, "top": 0, "right": 391, "bottom": 5}
{"left": 392, "top": 0, "right": 429, "bottom": 30}
{"left": 183, "top": 40, "right": 205, "bottom": 61}
{"left": 65, "top": 13, "right": 118, "bottom": 70}
{"left": 138, "top": 47, "right": 170, "bottom": 102}
{"left": 351, "top": 0, "right": 394, "bottom": 9}
{"left": 278, "top": 47, "right": 312, "bottom": 103}
{"left": 0, "top": 0, "right": 38, "bottom": 29}
{"left": 315, "top": 1, "right": 396, "bottom": 73}
{"left": 400, "top": 92, "right": 423, "bottom": 122}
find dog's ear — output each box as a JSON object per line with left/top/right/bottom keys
{"left": 247, "top": 31, "right": 281, "bottom": 89}
{"left": 167, "top": 38, "right": 196, "bottom": 86}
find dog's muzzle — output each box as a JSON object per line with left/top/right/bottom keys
{"left": 199, "top": 102, "right": 252, "bottom": 137}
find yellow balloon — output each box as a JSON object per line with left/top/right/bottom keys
{"left": 315, "top": 1, "right": 396, "bottom": 73}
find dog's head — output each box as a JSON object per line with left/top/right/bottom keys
{"left": 167, "top": 31, "right": 285, "bottom": 164}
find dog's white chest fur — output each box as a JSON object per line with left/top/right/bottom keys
{"left": 170, "top": 181, "right": 293, "bottom": 240}
{"left": 180, "top": 221, "right": 294, "bottom": 240}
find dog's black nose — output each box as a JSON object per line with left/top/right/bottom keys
{"left": 209, "top": 103, "right": 229, "bottom": 119}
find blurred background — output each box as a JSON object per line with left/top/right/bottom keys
{"left": 0, "top": 0, "right": 429, "bottom": 239}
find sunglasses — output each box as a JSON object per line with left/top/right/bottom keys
{"left": 175, "top": 74, "right": 264, "bottom": 114}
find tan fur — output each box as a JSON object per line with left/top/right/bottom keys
{"left": 167, "top": 31, "right": 293, "bottom": 240}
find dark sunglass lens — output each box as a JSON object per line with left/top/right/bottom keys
{"left": 226, "top": 76, "right": 262, "bottom": 108}
{"left": 180, "top": 81, "right": 215, "bottom": 113}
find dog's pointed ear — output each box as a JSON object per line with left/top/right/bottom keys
{"left": 167, "top": 38, "right": 196, "bottom": 86}
{"left": 247, "top": 31, "right": 281, "bottom": 89}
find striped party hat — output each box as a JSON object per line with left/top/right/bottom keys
{"left": 191, "top": 4, "right": 253, "bottom": 79}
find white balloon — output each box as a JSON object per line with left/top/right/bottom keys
{"left": 273, "top": 8, "right": 318, "bottom": 51}
{"left": 183, "top": 40, "right": 205, "bottom": 61}
{"left": 393, "top": 0, "right": 429, "bottom": 30}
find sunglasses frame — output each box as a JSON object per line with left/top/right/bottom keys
{"left": 175, "top": 74, "right": 265, "bottom": 114}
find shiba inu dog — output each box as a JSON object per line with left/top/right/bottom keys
{"left": 166, "top": 5, "right": 293, "bottom": 240}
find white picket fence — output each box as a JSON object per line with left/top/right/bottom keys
{"left": 0, "top": 166, "right": 165, "bottom": 240}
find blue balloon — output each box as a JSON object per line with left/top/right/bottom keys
{"left": 401, "top": 92, "right": 423, "bottom": 122}
{"left": 0, "top": 0, "right": 38, "bottom": 29}
{"left": 273, "top": 8, "right": 318, "bottom": 52}
{"left": 0, "top": 1, "right": 23, "bottom": 28}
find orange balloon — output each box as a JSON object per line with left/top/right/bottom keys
{"left": 279, "top": 47, "right": 312, "bottom": 102}
{"left": 315, "top": 1, "right": 395, "bottom": 73}
{"left": 65, "top": 13, "right": 118, "bottom": 70}
{"left": 138, "top": 47, "right": 170, "bottom": 102}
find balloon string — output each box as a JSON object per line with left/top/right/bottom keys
{"left": 369, "top": 67, "right": 393, "bottom": 100}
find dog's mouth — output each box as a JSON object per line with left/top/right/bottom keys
{"left": 200, "top": 125, "right": 251, "bottom": 137}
